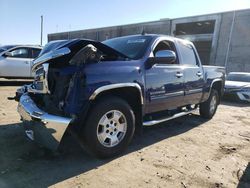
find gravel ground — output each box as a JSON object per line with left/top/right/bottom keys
{"left": 0, "top": 80, "right": 249, "bottom": 188}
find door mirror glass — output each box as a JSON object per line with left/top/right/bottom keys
{"left": 146, "top": 50, "right": 177, "bottom": 69}
{"left": 154, "top": 50, "right": 176, "bottom": 63}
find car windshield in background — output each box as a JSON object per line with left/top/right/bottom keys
{"left": 227, "top": 73, "right": 250, "bottom": 82}
{"left": 39, "top": 40, "right": 70, "bottom": 56}
{"left": 0, "top": 45, "right": 17, "bottom": 53}
{"left": 103, "top": 36, "right": 153, "bottom": 60}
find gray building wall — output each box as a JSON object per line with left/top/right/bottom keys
{"left": 48, "top": 19, "right": 171, "bottom": 41}
{"left": 214, "top": 9, "right": 250, "bottom": 72}
{"left": 48, "top": 9, "right": 250, "bottom": 73}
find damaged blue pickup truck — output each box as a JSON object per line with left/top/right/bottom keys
{"left": 15, "top": 34, "right": 225, "bottom": 158}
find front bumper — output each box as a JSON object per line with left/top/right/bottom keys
{"left": 17, "top": 93, "right": 72, "bottom": 150}
{"left": 224, "top": 90, "right": 250, "bottom": 102}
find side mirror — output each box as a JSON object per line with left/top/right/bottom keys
{"left": 3, "top": 51, "right": 13, "bottom": 57}
{"left": 146, "top": 50, "right": 177, "bottom": 69}
{"left": 154, "top": 50, "right": 176, "bottom": 63}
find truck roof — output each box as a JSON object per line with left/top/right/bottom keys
{"left": 107, "top": 34, "right": 192, "bottom": 44}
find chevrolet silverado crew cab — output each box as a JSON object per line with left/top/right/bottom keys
{"left": 15, "top": 34, "right": 225, "bottom": 158}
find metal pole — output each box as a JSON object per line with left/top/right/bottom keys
{"left": 224, "top": 11, "right": 236, "bottom": 72}
{"left": 40, "top": 15, "right": 43, "bottom": 46}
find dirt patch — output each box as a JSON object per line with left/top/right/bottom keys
{"left": 233, "top": 115, "right": 250, "bottom": 124}
{"left": 0, "top": 79, "right": 249, "bottom": 188}
{"left": 219, "top": 145, "right": 238, "bottom": 155}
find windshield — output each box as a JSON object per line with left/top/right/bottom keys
{"left": 0, "top": 45, "right": 17, "bottom": 52}
{"left": 103, "top": 35, "right": 152, "bottom": 60}
{"left": 227, "top": 73, "right": 250, "bottom": 82}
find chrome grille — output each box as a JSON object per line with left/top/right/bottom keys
{"left": 28, "top": 63, "right": 50, "bottom": 94}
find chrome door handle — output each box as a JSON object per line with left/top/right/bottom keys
{"left": 176, "top": 72, "right": 183, "bottom": 78}
{"left": 24, "top": 61, "right": 29, "bottom": 64}
{"left": 196, "top": 72, "right": 202, "bottom": 77}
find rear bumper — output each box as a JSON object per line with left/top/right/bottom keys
{"left": 17, "top": 93, "right": 72, "bottom": 150}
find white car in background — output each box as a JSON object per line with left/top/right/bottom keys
{"left": 0, "top": 45, "right": 42, "bottom": 78}
{"left": 224, "top": 72, "right": 250, "bottom": 102}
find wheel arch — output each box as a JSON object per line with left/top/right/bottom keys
{"left": 89, "top": 83, "right": 143, "bottom": 104}
{"left": 88, "top": 83, "right": 144, "bottom": 134}
{"left": 210, "top": 79, "right": 223, "bottom": 102}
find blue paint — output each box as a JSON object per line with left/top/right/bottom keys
{"left": 40, "top": 35, "right": 225, "bottom": 116}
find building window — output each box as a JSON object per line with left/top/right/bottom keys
{"left": 175, "top": 20, "right": 215, "bottom": 35}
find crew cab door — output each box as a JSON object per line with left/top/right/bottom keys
{"left": 177, "top": 40, "right": 205, "bottom": 105}
{"left": 145, "top": 40, "right": 184, "bottom": 114}
{"left": 0, "top": 47, "right": 35, "bottom": 77}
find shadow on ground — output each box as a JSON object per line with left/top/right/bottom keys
{"left": 221, "top": 100, "right": 250, "bottom": 107}
{"left": 237, "top": 162, "right": 250, "bottom": 188}
{"left": 0, "top": 114, "right": 207, "bottom": 188}
{"left": 0, "top": 80, "right": 32, "bottom": 86}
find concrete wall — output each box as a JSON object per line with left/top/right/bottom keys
{"left": 214, "top": 9, "right": 250, "bottom": 72}
{"left": 48, "top": 20, "right": 171, "bottom": 42}
{"left": 48, "top": 9, "right": 250, "bottom": 73}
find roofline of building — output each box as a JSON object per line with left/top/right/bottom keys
{"left": 48, "top": 19, "right": 170, "bottom": 36}
{"left": 48, "top": 8, "right": 250, "bottom": 36}
{"left": 168, "top": 7, "right": 250, "bottom": 20}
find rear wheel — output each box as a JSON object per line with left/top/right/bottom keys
{"left": 81, "top": 96, "right": 135, "bottom": 158}
{"left": 199, "top": 89, "right": 219, "bottom": 119}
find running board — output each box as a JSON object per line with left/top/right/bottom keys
{"left": 143, "top": 108, "right": 197, "bottom": 126}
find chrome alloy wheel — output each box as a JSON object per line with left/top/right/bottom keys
{"left": 97, "top": 110, "right": 127, "bottom": 147}
{"left": 209, "top": 95, "right": 217, "bottom": 114}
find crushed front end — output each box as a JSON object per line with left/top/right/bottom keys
{"left": 16, "top": 55, "right": 74, "bottom": 150}
{"left": 17, "top": 92, "right": 72, "bottom": 150}
{"left": 16, "top": 39, "right": 128, "bottom": 150}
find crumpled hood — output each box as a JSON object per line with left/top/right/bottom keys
{"left": 225, "top": 80, "right": 250, "bottom": 90}
{"left": 32, "top": 39, "right": 129, "bottom": 70}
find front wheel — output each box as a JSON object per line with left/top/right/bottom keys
{"left": 199, "top": 89, "right": 219, "bottom": 119}
{"left": 81, "top": 96, "right": 135, "bottom": 158}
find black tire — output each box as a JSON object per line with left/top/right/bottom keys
{"left": 81, "top": 96, "right": 135, "bottom": 158}
{"left": 199, "top": 89, "right": 219, "bottom": 119}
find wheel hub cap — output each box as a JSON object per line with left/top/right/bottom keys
{"left": 210, "top": 95, "right": 217, "bottom": 114}
{"left": 97, "top": 110, "right": 127, "bottom": 147}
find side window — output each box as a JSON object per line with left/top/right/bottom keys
{"left": 178, "top": 42, "right": 198, "bottom": 66}
{"left": 153, "top": 40, "right": 178, "bottom": 64}
{"left": 30, "top": 48, "right": 41, "bottom": 58}
{"left": 9, "top": 48, "right": 29, "bottom": 58}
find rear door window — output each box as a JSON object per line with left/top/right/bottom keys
{"left": 178, "top": 41, "right": 198, "bottom": 66}
{"left": 30, "top": 48, "right": 41, "bottom": 58}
